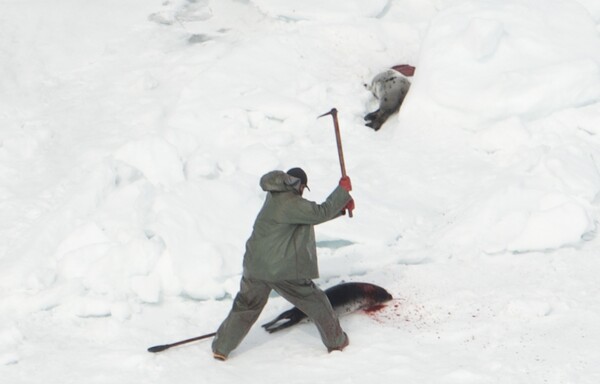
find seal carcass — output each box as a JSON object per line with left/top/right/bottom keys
{"left": 262, "top": 282, "right": 393, "bottom": 333}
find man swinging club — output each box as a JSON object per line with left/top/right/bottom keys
{"left": 211, "top": 168, "right": 355, "bottom": 361}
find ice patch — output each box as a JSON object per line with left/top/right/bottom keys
{"left": 188, "top": 34, "right": 213, "bottom": 44}
{"left": 317, "top": 239, "right": 354, "bottom": 249}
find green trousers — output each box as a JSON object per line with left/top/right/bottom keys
{"left": 212, "top": 277, "right": 346, "bottom": 357}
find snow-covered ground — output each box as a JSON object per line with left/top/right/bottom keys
{"left": 2, "top": 0, "right": 600, "bottom": 382}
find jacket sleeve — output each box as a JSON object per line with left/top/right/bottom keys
{"left": 278, "top": 186, "right": 352, "bottom": 225}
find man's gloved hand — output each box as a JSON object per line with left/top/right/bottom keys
{"left": 339, "top": 176, "right": 352, "bottom": 192}
{"left": 345, "top": 199, "right": 355, "bottom": 212}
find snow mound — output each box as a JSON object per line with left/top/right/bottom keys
{"left": 114, "top": 137, "right": 185, "bottom": 187}
{"left": 411, "top": 0, "right": 600, "bottom": 126}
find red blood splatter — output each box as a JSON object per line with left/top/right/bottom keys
{"left": 363, "top": 300, "right": 404, "bottom": 322}
{"left": 362, "top": 299, "right": 430, "bottom": 329}
{"left": 363, "top": 304, "right": 387, "bottom": 313}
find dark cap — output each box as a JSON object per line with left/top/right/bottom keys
{"left": 286, "top": 167, "right": 309, "bottom": 190}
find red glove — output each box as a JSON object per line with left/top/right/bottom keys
{"left": 341, "top": 199, "right": 355, "bottom": 216}
{"left": 339, "top": 176, "right": 352, "bottom": 192}
{"left": 345, "top": 199, "right": 355, "bottom": 211}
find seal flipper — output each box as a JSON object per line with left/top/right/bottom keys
{"left": 261, "top": 310, "right": 290, "bottom": 331}
{"left": 365, "top": 109, "right": 392, "bottom": 131}
{"left": 364, "top": 109, "right": 380, "bottom": 124}
{"left": 263, "top": 318, "right": 300, "bottom": 333}
{"left": 261, "top": 308, "right": 307, "bottom": 333}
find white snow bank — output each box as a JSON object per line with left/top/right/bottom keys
{"left": 508, "top": 199, "right": 592, "bottom": 252}
{"left": 409, "top": 0, "right": 600, "bottom": 127}
{"left": 435, "top": 138, "right": 600, "bottom": 253}
{"left": 392, "top": 0, "right": 600, "bottom": 254}
{"left": 437, "top": 184, "right": 594, "bottom": 254}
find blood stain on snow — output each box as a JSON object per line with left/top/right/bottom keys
{"left": 363, "top": 299, "right": 433, "bottom": 330}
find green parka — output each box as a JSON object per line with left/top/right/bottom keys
{"left": 242, "top": 170, "right": 352, "bottom": 282}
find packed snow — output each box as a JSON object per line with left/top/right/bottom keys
{"left": 1, "top": 0, "right": 600, "bottom": 382}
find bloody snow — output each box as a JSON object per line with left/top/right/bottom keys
{"left": 1, "top": 0, "right": 600, "bottom": 383}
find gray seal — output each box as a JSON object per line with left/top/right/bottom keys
{"left": 364, "top": 66, "right": 413, "bottom": 131}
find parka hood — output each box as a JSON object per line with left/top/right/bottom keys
{"left": 260, "top": 170, "right": 302, "bottom": 193}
